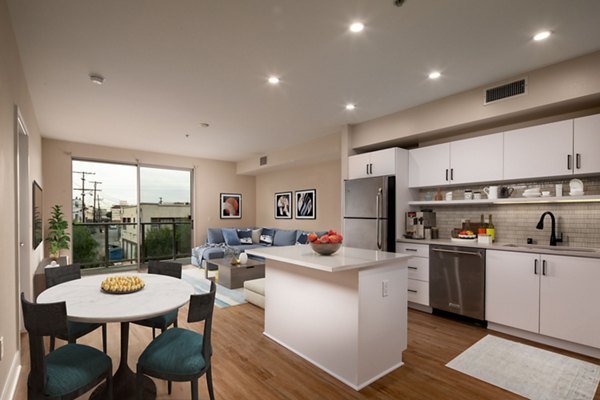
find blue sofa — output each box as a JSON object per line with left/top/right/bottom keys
{"left": 191, "top": 227, "right": 326, "bottom": 269}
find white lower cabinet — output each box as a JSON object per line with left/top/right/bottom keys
{"left": 397, "top": 243, "right": 429, "bottom": 307}
{"left": 486, "top": 250, "right": 600, "bottom": 349}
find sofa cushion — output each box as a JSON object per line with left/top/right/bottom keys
{"left": 207, "top": 228, "right": 224, "bottom": 244}
{"left": 222, "top": 228, "right": 240, "bottom": 246}
{"left": 251, "top": 228, "right": 262, "bottom": 244}
{"left": 273, "top": 229, "right": 297, "bottom": 246}
{"left": 259, "top": 228, "right": 275, "bottom": 245}
{"left": 296, "top": 231, "right": 308, "bottom": 244}
{"left": 237, "top": 229, "right": 253, "bottom": 244}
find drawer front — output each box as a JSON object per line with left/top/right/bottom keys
{"left": 407, "top": 257, "right": 429, "bottom": 281}
{"left": 407, "top": 279, "right": 429, "bottom": 306}
{"left": 397, "top": 243, "right": 429, "bottom": 258}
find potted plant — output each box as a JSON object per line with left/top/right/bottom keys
{"left": 47, "top": 204, "right": 70, "bottom": 259}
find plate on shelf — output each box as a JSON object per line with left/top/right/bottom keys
{"left": 451, "top": 237, "right": 478, "bottom": 242}
{"left": 523, "top": 193, "right": 542, "bottom": 198}
{"left": 569, "top": 178, "right": 584, "bottom": 191}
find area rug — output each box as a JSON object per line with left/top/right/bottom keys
{"left": 447, "top": 335, "right": 600, "bottom": 400}
{"left": 181, "top": 265, "right": 246, "bottom": 308}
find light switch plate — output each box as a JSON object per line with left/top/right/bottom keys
{"left": 382, "top": 280, "right": 389, "bottom": 297}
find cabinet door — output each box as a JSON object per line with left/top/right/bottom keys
{"left": 348, "top": 153, "right": 371, "bottom": 179}
{"left": 369, "top": 148, "right": 396, "bottom": 177}
{"left": 574, "top": 114, "right": 600, "bottom": 175}
{"left": 485, "top": 250, "right": 540, "bottom": 333}
{"left": 450, "top": 133, "right": 503, "bottom": 184}
{"left": 408, "top": 143, "right": 450, "bottom": 188}
{"left": 503, "top": 120, "right": 573, "bottom": 180}
{"left": 539, "top": 255, "right": 600, "bottom": 348}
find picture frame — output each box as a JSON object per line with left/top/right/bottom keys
{"left": 220, "top": 193, "right": 242, "bottom": 219}
{"left": 274, "top": 191, "right": 293, "bottom": 219}
{"left": 295, "top": 189, "right": 316, "bottom": 219}
{"left": 32, "top": 180, "right": 43, "bottom": 249}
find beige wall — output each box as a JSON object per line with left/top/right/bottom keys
{"left": 255, "top": 159, "right": 341, "bottom": 233}
{"left": 42, "top": 139, "right": 256, "bottom": 252}
{"left": 351, "top": 50, "right": 600, "bottom": 150}
{"left": 0, "top": 0, "right": 44, "bottom": 394}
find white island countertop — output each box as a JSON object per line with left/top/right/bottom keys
{"left": 246, "top": 245, "right": 411, "bottom": 273}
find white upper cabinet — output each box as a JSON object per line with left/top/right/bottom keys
{"left": 450, "top": 133, "right": 504, "bottom": 185}
{"left": 503, "top": 120, "right": 573, "bottom": 180}
{"left": 348, "top": 148, "right": 397, "bottom": 179}
{"left": 573, "top": 114, "right": 600, "bottom": 175}
{"left": 408, "top": 143, "right": 450, "bottom": 187}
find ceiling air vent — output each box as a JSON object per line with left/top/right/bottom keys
{"left": 484, "top": 78, "right": 527, "bottom": 104}
{"left": 259, "top": 156, "right": 268, "bottom": 166}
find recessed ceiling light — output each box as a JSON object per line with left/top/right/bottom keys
{"left": 89, "top": 74, "right": 104, "bottom": 85}
{"left": 345, "top": 103, "right": 356, "bottom": 111}
{"left": 268, "top": 76, "right": 280, "bottom": 84}
{"left": 349, "top": 22, "right": 364, "bottom": 33}
{"left": 428, "top": 71, "right": 441, "bottom": 80}
{"left": 533, "top": 30, "right": 551, "bottom": 41}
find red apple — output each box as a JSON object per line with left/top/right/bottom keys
{"left": 328, "top": 235, "right": 340, "bottom": 244}
{"left": 307, "top": 232, "right": 318, "bottom": 242}
{"left": 319, "top": 235, "right": 330, "bottom": 243}
{"left": 313, "top": 239, "right": 321, "bottom": 244}
{"left": 328, "top": 229, "right": 337, "bottom": 236}
{"left": 337, "top": 234, "right": 343, "bottom": 242}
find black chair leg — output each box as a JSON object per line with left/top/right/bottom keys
{"left": 68, "top": 337, "right": 76, "bottom": 344}
{"left": 168, "top": 380, "right": 172, "bottom": 395}
{"left": 136, "top": 366, "right": 144, "bottom": 400}
{"left": 207, "top": 366, "right": 215, "bottom": 400}
{"left": 107, "top": 369, "right": 113, "bottom": 400}
{"left": 102, "top": 324, "right": 107, "bottom": 353}
{"left": 152, "top": 328, "right": 156, "bottom": 339}
{"left": 191, "top": 379, "right": 199, "bottom": 400}
{"left": 50, "top": 336, "right": 56, "bottom": 351}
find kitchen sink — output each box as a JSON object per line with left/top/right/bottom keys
{"left": 502, "top": 243, "right": 600, "bottom": 253}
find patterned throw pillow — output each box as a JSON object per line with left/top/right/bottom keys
{"left": 237, "top": 229, "right": 253, "bottom": 244}
{"left": 251, "top": 228, "right": 262, "bottom": 244}
{"left": 296, "top": 231, "right": 308, "bottom": 245}
{"left": 260, "top": 228, "right": 275, "bottom": 245}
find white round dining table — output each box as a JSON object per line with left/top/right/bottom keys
{"left": 37, "top": 272, "right": 194, "bottom": 399}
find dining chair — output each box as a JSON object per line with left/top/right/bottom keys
{"left": 132, "top": 260, "right": 182, "bottom": 339}
{"left": 44, "top": 263, "right": 107, "bottom": 353}
{"left": 21, "top": 293, "right": 113, "bottom": 400}
{"left": 136, "top": 281, "right": 217, "bottom": 400}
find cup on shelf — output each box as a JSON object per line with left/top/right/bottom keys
{"left": 555, "top": 184, "right": 563, "bottom": 197}
{"left": 542, "top": 191, "right": 551, "bottom": 197}
{"left": 473, "top": 191, "right": 482, "bottom": 200}
{"left": 464, "top": 190, "right": 473, "bottom": 200}
{"left": 483, "top": 186, "right": 498, "bottom": 199}
{"left": 446, "top": 192, "right": 453, "bottom": 201}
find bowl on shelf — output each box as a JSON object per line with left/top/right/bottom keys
{"left": 310, "top": 242, "right": 342, "bottom": 256}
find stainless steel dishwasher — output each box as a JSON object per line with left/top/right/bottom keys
{"left": 429, "top": 245, "right": 486, "bottom": 321}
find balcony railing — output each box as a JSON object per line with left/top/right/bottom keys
{"left": 72, "top": 221, "right": 192, "bottom": 270}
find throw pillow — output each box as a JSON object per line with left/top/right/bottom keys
{"left": 222, "top": 228, "right": 241, "bottom": 246}
{"left": 273, "top": 229, "right": 297, "bottom": 246}
{"left": 207, "top": 228, "right": 224, "bottom": 244}
{"left": 296, "top": 231, "right": 308, "bottom": 244}
{"left": 251, "top": 228, "right": 262, "bottom": 244}
{"left": 260, "top": 228, "right": 275, "bottom": 245}
{"left": 237, "top": 229, "right": 253, "bottom": 244}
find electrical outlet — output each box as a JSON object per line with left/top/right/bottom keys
{"left": 382, "top": 280, "right": 389, "bottom": 298}
{"left": 0, "top": 336, "right": 4, "bottom": 361}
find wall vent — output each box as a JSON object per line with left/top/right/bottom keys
{"left": 484, "top": 78, "right": 527, "bottom": 104}
{"left": 259, "top": 156, "right": 268, "bottom": 166}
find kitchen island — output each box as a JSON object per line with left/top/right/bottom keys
{"left": 245, "top": 245, "right": 411, "bottom": 390}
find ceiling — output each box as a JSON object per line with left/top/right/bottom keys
{"left": 7, "top": 0, "right": 600, "bottom": 162}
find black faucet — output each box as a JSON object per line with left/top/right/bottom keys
{"left": 536, "top": 211, "right": 563, "bottom": 246}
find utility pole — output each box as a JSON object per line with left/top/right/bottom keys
{"left": 73, "top": 171, "right": 95, "bottom": 222}
{"left": 89, "top": 181, "right": 103, "bottom": 222}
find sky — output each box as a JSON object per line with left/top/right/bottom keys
{"left": 72, "top": 160, "right": 191, "bottom": 210}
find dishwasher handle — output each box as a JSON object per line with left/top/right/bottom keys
{"left": 432, "top": 248, "right": 483, "bottom": 257}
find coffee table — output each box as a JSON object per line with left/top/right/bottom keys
{"left": 207, "top": 257, "right": 265, "bottom": 289}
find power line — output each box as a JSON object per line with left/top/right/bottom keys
{"left": 73, "top": 171, "right": 95, "bottom": 222}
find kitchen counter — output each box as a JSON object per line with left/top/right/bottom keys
{"left": 397, "top": 238, "right": 600, "bottom": 259}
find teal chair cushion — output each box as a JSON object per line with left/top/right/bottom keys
{"left": 62, "top": 321, "right": 101, "bottom": 339}
{"left": 138, "top": 328, "right": 207, "bottom": 376}
{"left": 135, "top": 309, "right": 178, "bottom": 329}
{"left": 40, "top": 344, "right": 111, "bottom": 397}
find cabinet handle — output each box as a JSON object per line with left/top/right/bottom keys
{"left": 369, "top": 163, "right": 373, "bottom": 174}
{"left": 408, "top": 266, "right": 418, "bottom": 270}
{"left": 366, "top": 164, "right": 369, "bottom": 175}
{"left": 408, "top": 289, "right": 418, "bottom": 293}
{"left": 404, "top": 248, "right": 418, "bottom": 252}
{"left": 567, "top": 154, "right": 572, "bottom": 170}
{"left": 450, "top": 168, "right": 454, "bottom": 181}
{"left": 542, "top": 260, "right": 547, "bottom": 276}
{"left": 534, "top": 259, "right": 538, "bottom": 275}
{"left": 576, "top": 153, "right": 581, "bottom": 169}
{"left": 445, "top": 169, "right": 449, "bottom": 181}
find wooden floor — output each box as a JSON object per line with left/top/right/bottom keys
{"left": 15, "top": 305, "right": 600, "bottom": 400}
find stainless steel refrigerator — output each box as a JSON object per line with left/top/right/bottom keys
{"left": 344, "top": 176, "right": 395, "bottom": 252}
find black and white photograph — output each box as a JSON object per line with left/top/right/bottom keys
{"left": 275, "top": 191, "right": 292, "bottom": 219}
{"left": 295, "top": 189, "right": 316, "bottom": 219}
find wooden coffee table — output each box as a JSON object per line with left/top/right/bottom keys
{"left": 207, "top": 257, "right": 265, "bottom": 289}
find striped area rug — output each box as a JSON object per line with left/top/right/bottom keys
{"left": 181, "top": 265, "right": 246, "bottom": 308}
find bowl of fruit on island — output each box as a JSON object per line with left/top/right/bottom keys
{"left": 308, "top": 230, "right": 343, "bottom": 255}
{"left": 452, "top": 229, "right": 477, "bottom": 241}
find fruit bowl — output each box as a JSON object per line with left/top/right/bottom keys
{"left": 310, "top": 242, "right": 342, "bottom": 256}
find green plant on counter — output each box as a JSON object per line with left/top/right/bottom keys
{"left": 47, "top": 204, "right": 70, "bottom": 258}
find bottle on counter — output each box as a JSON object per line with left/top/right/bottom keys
{"left": 478, "top": 214, "right": 487, "bottom": 236}
{"left": 486, "top": 214, "right": 495, "bottom": 242}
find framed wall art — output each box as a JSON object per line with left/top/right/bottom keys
{"left": 220, "top": 193, "right": 241, "bottom": 219}
{"left": 295, "top": 189, "right": 316, "bottom": 219}
{"left": 32, "top": 180, "right": 43, "bottom": 249}
{"left": 274, "top": 191, "right": 292, "bottom": 219}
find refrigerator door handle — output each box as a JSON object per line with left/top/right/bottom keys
{"left": 376, "top": 189, "right": 382, "bottom": 250}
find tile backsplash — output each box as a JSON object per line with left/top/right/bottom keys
{"left": 415, "top": 177, "right": 600, "bottom": 248}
